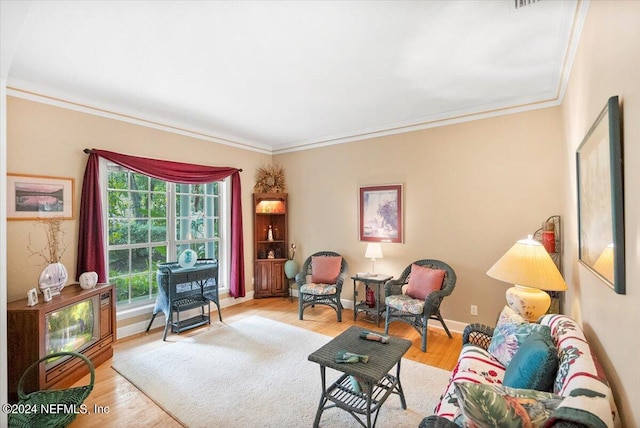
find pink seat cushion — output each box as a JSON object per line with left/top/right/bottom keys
{"left": 311, "top": 256, "right": 342, "bottom": 284}
{"left": 405, "top": 264, "right": 446, "bottom": 300}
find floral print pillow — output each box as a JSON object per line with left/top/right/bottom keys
{"left": 488, "top": 306, "right": 552, "bottom": 367}
{"left": 453, "top": 382, "right": 563, "bottom": 428}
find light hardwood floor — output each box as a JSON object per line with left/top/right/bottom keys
{"left": 69, "top": 297, "right": 463, "bottom": 427}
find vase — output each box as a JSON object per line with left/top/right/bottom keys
{"left": 79, "top": 271, "right": 99, "bottom": 289}
{"left": 284, "top": 259, "right": 298, "bottom": 279}
{"left": 39, "top": 262, "right": 68, "bottom": 295}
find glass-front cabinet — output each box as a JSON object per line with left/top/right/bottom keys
{"left": 253, "top": 193, "right": 288, "bottom": 297}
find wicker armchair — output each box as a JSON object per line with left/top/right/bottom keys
{"left": 295, "top": 251, "right": 348, "bottom": 322}
{"left": 384, "top": 259, "right": 456, "bottom": 352}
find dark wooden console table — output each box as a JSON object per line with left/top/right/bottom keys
{"left": 146, "top": 259, "right": 221, "bottom": 340}
{"left": 308, "top": 326, "right": 411, "bottom": 428}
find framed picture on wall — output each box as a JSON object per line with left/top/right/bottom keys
{"left": 7, "top": 174, "right": 74, "bottom": 220}
{"left": 576, "top": 95, "right": 625, "bottom": 294}
{"left": 359, "top": 184, "right": 403, "bottom": 243}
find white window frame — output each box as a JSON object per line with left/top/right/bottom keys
{"left": 100, "top": 158, "right": 229, "bottom": 316}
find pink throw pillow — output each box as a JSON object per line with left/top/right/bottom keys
{"left": 311, "top": 256, "right": 342, "bottom": 284}
{"left": 405, "top": 264, "right": 446, "bottom": 300}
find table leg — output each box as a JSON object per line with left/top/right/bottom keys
{"left": 312, "top": 365, "right": 328, "bottom": 428}
{"left": 365, "top": 382, "right": 373, "bottom": 428}
{"left": 353, "top": 279, "right": 358, "bottom": 321}
{"left": 375, "top": 283, "right": 381, "bottom": 327}
{"left": 395, "top": 360, "right": 407, "bottom": 409}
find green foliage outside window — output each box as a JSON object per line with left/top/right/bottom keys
{"left": 106, "top": 165, "right": 220, "bottom": 307}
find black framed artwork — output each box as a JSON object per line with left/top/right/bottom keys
{"left": 576, "top": 95, "right": 625, "bottom": 294}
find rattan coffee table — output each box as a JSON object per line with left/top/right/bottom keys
{"left": 308, "top": 326, "right": 412, "bottom": 428}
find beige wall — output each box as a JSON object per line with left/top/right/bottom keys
{"left": 6, "top": 96, "right": 270, "bottom": 304}
{"left": 276, "top": 106, "right": 566, "bottom": 327}
{"left": 560, "top": 1, "right": 640, "bottom": 425}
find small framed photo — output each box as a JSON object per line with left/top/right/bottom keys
{"left": 43, "top": 287, "right": 53, "bottom": 302}
{"left": 27, "top": 288, "right": 39, "bottom": 307}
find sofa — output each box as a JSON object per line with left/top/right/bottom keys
{"left": 420, "top": 310, "right": 620, "bottom": 428}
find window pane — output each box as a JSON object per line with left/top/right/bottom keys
{"left": 150, "top": 178, "right": 166, "bottom": 192}
{"left": 129, "top": 192, "right": 148, "bottom": 218}
{"left": 109, "top": 220, "right": 129, "bottom": 245}
{"left": 191, "top": 183, "right": 204, "bottom": 195}
{"left": 109, "top": 249, "right": 129, "bottom": 275}
{"left": 150, "top": 219, "right": 167, "bottom": 242}
{"left": 108, "top": 191, "right": 130, "bottom": 217}
{"left": 131, "top": 247, "right": 150, "bottom": 274}
{"left": 191, "top": 195, "right": 204, "bottom": 214}
{"left": 132, "top": 173, "right": 148, "bottom": 191}
{"left": 130, "top": 220, "right": 148, "bottom": 244}
{"left": 108, "top": 170, "right": 128, "bottom": 190}
{"left": 114, "top": 277, "right": 130, "bottom": 305}
{"left": 130, "top": 274, "right": 150, "bottom": 301}
{"left": 150, "top": 193, "right": 166, "bottom": 218}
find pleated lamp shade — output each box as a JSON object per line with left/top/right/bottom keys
{"left": 487, "top": 235, "right": 567, "bottom": 321}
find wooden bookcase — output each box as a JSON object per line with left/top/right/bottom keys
{"left": 253, "top": 193, "right": 289, "bottom": 297}
{"left": 7, "top": 284, "right": 116, "bottom": 403}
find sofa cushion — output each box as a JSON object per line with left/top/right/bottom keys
{"left": 434, "top": 344, "right": 506, "bottom": 420}
{"left": 502, "top": 329, "right": 558, "bottom": 391}
{"left": 405, "top": 264, "right": 446, "bottom": 300}
{"left": 488, "top": 306, "right": 551, "bottom": 367}
{"left": 453, "top": 382, "right": 563, "bottom": 428}
{"left": 311, "top": 256, "right": 341, "bottom": 284}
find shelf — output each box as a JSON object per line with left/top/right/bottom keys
{"left": 327, "top": 373, "right": 398, "bottom": 414}
{"left": 253, "top": 193, "right": 289, "bottom": 298}
{"left": 171, "top": 314, "right": 210, "bottom": 333}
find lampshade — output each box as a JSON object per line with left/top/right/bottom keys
{"left": 365, "top": 243, "right": 383, "bottom": 260}
{"left": 593, "top": 243, "right": 614, "bottom": 282}
{"left": 487, "top": 235, "right": 567, "bottom": 321}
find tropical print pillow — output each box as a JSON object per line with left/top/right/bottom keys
{"left": 488, "top": 306, "right": 552, "bottom": 367}
{"left": 453, "top": 382, "right": 563, "bottom": 428}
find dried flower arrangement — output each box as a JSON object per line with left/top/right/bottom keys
{"left": 254, "top": 163, "right": 287, "bottom": 193}
{"left": 27, "top": 217, "right": 68, "bottom": 265}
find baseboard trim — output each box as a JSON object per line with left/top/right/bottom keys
{"left": 118, "top": 291, "right": 467, "bottom": 339}
{"left": 116, "top": 291, "right": 255, "bottom": 339}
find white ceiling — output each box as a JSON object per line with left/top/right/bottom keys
{"left": 3, "top": 0, "right": 587, "bottom": 154}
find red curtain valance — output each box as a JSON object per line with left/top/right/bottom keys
{"left": 77, "top": 149, "right": 245, "bottom": 298}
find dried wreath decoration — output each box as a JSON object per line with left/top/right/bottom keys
{"left": 27, "top": 217, "right": 68, "bottom": 265}
{"left": 254, "top": 163, "right": 287, "bottom": 193}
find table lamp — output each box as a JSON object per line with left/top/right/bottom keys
{"left": 364, "top": 243, "right": 383, "bottom": 275}
{"left": 487, "top": 235, "right": 567, "bottom": 321}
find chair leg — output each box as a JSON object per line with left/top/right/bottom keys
{"left": 384, "top": 307, "right": 391, "bottom": 335}
{"left": 298, "top": 293, "right": 304, "bottom": 320}
{"left": 437, "top": 311, "right": 452, "bottom": 338}
{"left": 336, "top": 297, "right": 342, "bottom": 322}
{"left": 421, "top": 313, "right": 428, "bottom": 352}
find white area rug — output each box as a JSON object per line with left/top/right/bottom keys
{"left": 112, "top": 316, "right": 451, "bottom": 427}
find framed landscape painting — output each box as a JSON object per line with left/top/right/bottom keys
{"left": 7, "top": 174, "right": 74, "bottom": 220}
{"left": 359, "top": 184, "right": 403, "bottom": 243}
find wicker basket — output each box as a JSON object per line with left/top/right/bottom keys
{"left": 9, "top": 352, "right": 95, "bottom": 428}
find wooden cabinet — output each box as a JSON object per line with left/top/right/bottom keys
{"left": 7, "top": 284, "right": 116, "bottom": 403}
{"left": 253, "top": 193, "right": 288, "bottom": 297}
